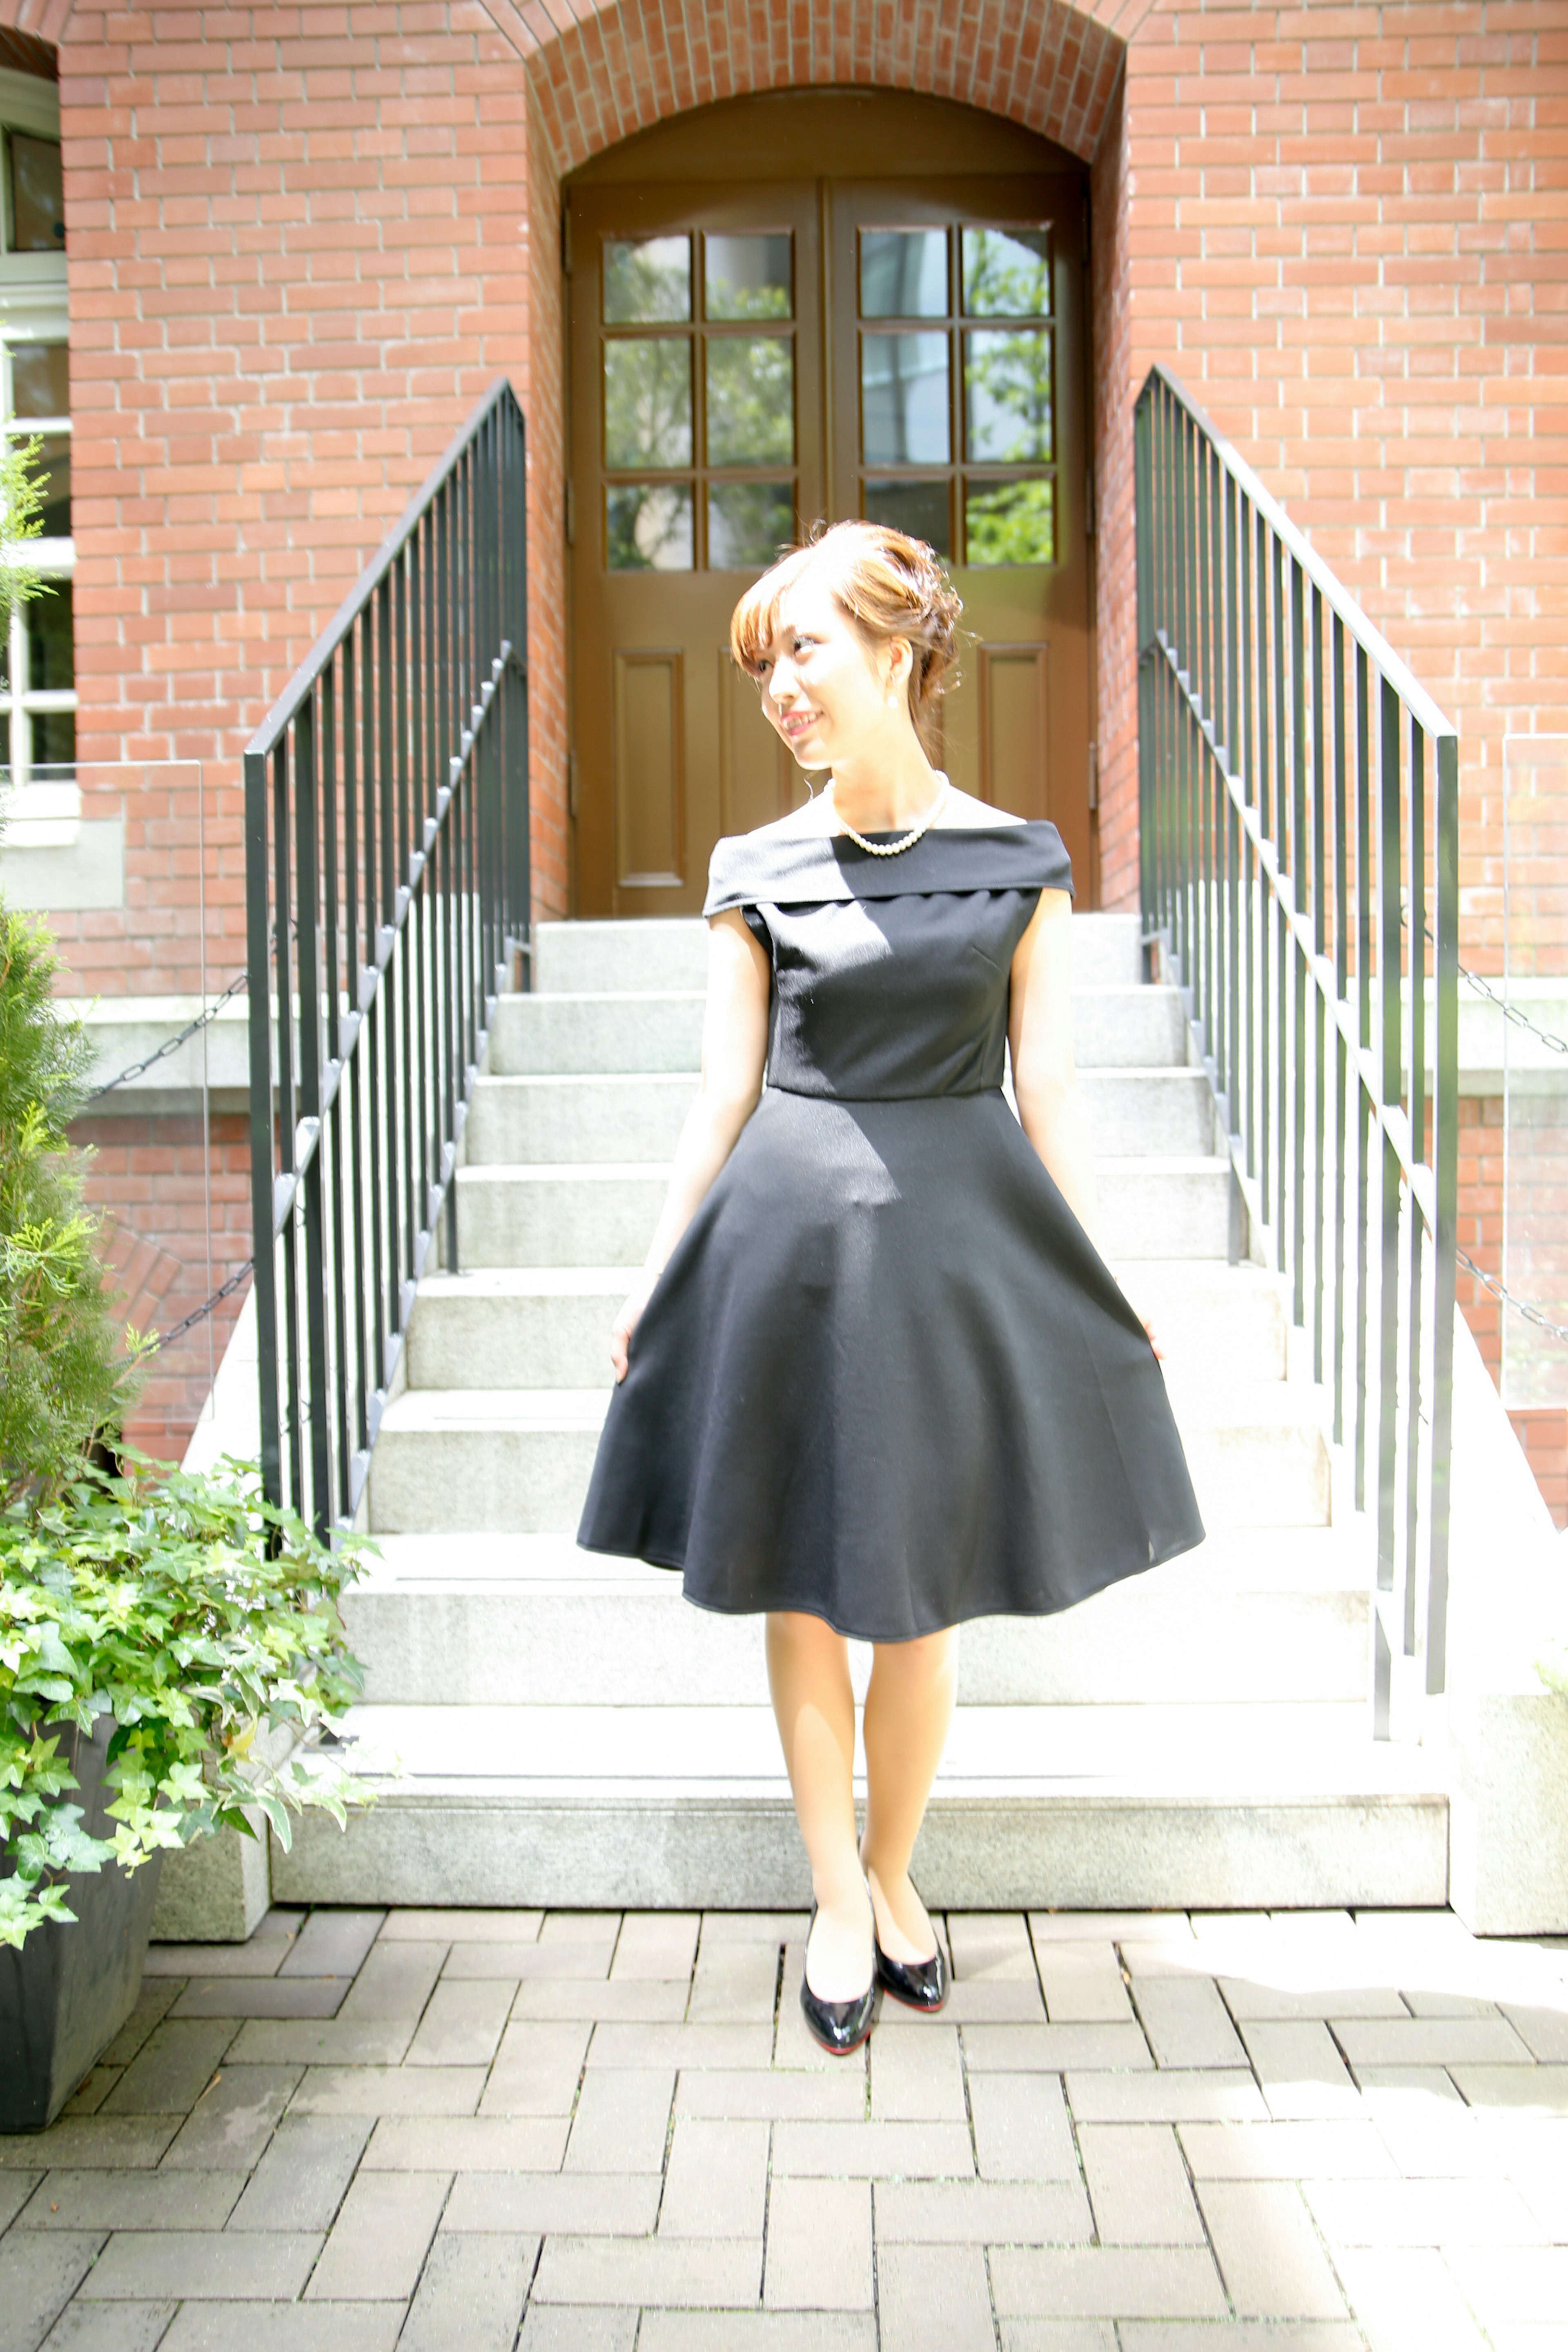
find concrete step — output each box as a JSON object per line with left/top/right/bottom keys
{"left": 366, "top": 1379, "right": 1330, "bottom": 1535}
{"left": 459, "top": 1063, "right": 1213, "bottom": 1168}
{"left": 272, "top": 1703, "right": 1448, "bottom": 1910}
{"left": 489, "top": 984, "right": 1188, "bottom": 1079}
{"left": 345, "top": 1542, "right": 1368, "bottom": 1708}
{"left": 408, "top": 1258, "right": 1283, "bottom": 1394}
{"left": 533, "top": 911, "right": 1146, "bottom": 997}
{"left": 451, "top": 1157, "right": 1233, "bottom": 1272}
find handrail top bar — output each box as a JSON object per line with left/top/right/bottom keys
{"left": 245, "top": 375, "right": 520, "bottom": 761}
{"left": 1137, "top": 363, "right": 1457, "bottom": 746}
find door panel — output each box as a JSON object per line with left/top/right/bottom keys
{"left": 568, "top": 131, "right": 1093, "bottom": 915}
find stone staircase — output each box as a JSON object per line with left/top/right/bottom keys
{"left": 271, "top": 915, "right": 1450, "bottom": 1913}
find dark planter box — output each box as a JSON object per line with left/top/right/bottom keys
{"left": 0, "top": 1714, "right": 165, "bottom": 2133}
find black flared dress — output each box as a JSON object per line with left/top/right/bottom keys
{"left": 575, "top": 819, "right": 1205, "bottom": 1639}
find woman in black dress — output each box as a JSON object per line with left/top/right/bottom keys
{"left": 578, "top": 523, "right": 1203, "bottom": 2053}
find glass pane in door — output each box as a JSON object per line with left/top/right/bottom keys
{"left": 706, "top": 336, "right": 795, "bottom": 465}
{"left": 604, "top": 236, "right": 692, "bottom": 322}
{"left": 708, "top": 481, "right": 795, "bottom": 568}
{"left": 604, "top": 340, "right": 693, "bottom": 468}
{"left": 964, "top": 330, "right": 1053, "bottom": 463}
{"left": 962, "top": 227, "right": 1051, "bottom": 316}
{"left": 706, "top": 234, "right": 792, "bottom": 319}
{"left": 864, "top": 477, "right": 951, "bottom": 557}
{"left": 607, "top": 483, "right": 695, "bottom": 570}
{"left": 964, "top": 477, "right": 1054, "bottom": 566}
{"left": 862, "top": 333, "right": 950, "bottom": 465}
{"left": 860, "top": 229, "right": 947, "bottom": 317}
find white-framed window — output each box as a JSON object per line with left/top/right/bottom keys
{"left": 0, "top": 60, "right": 69, "bottom": 788}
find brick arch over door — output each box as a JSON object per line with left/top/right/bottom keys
{"left": 521, "top": 0, "right": 1141, "bottom": 172}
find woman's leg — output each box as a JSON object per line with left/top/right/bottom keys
{"left": 766, "top": 1610, "right": 873, "bottom": 1999}
{"left": 861, "top": 1626, "right": 958, "bottom": 1963}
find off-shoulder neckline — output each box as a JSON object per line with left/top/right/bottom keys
{"left": 703, "top": 817, "right": 1075, "bottom": 914}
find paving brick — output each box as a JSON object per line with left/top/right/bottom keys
{"left": 16, "top": 2171, "right": 241, "bottom": 2231}
{"left": 699, "top": 1915, "right": 809, "bottom": 1945}
{"left": 290, "top": 2067, "right": 485, "bottom": 2117}
{"left": 1033, "top": 1942, "right": 1134, "bottom": 2025}
{"left": 638, "top": 2319, "right": 874, "bottom": 2350}
{"left": 961, "top": 2024, "right": 1152, "bottom": 2072}
{"left": 673, "top": 2069, "right": 866, "bottom": 2121}
{"left": 159, "top": 2308, "right": 405, "bottom": 2352}
{"left": 876, "top": 2241, "right": 994, "bottom": 2352}
{"left": 101, "top": 2020, "right": 238, "bottom": 2116}
{"left": 875, "top": 2178, "right": 1094, "bottom": 2244}
{"left": 532, "top": 2234, "right": 762, "bottom": 2306}
{"left": 612, "top": 1913, "right": 699, "bottom": 1980}
{"left": 688, "top": 1941, "right": 779, "bottom": 2023}
{"left": 1448, "top": 2067, "right": 1568, "bottom": 2113}
{"left": 1000, "top": 2324, "right": 1116, "bottom": 2352}
{"left": 765, "top": 2177, "right": 871, "bottom": 2309}
{"left": 1078, "top": 2125, "right": 1206, "bottom": 2244}
{"left": 658, "top": 2116, "right": 770, "bottom": 2239}
{"left": 1238, "top": 2023, "right": 1360, "bottom": 2120}
{"left": 969, "top": 2071, "right": 1078, "bottom": 2180}
{"left": 146, "top": 1911, "right": 303, "bottom": 1978}
{"left": 159, "top": 2064, "right": 301, "bottom": 2171}
{"left": 1118, "top": 2330, "right": 1360, "bottom": 2351}
{"left": 1443, "top": 2245, "right": 1568, "bottom": 2330}
{"left": 336, "top": 1942, "right": 447, "bottom": 2025}
{"left": 948, "top": 1914, "right": 1036, "bottom": 1980}
{"left": 280, "top": 1911, "right": 386, "bottom": 1978}
{"left": 940, "top": 1980, "right": 1049, "bottom": 2022}
{"left": 566, "top": 2068, "right": 675, "bottom": 2173}
{"left": 479, "top": 2021, "right": 590, "bottom": 2116}
{"left": 505, "top": 1943, "right": 619, "bottom": 1982}
{"left": 0, "top": 2233, "right": 105, "bottom": 2352}
{"left": 36, "top": 2301, "right": 178, "bottom": 2351}
{"left": 441, "top": 1944, "right": 570, "bottom": 1981}
{"left": 1131, "top": 1976, "right": 1248, "bottom": 2069}
{"left": 772, "top": 2120, "right": 974, "bottom": 2178}
{"left": 1304, "top": 2174, "right": 1542, "bottom": 2247}
{"left": 520, "top": 2312, "right": 636, "bottom": 2352}
{"left": 586, "top": 2023, "right": 773, "bottom": 2071}
{"left": 445, "top": 2173, "right": 663, "bottom": 2236}
{"left": 1332, "top": 2246, "right": 1490, "bottom": 2351}
{"left": 870, "top": 2023, "right": 966, "bottom": 2120}
{"left": 362, "top": 2116, "right": 569, "bottom": 2172}
{"left": 101, "top": 1983, "right": 184, "bottom": 2069}
{"left": 539, "top": 1915, "right": 624, "bottom": 1946}
{"left": 398, "top": 2229, "right": 536, "bottom": 2351}
{"left": 306, "top": 2169, "right": 450, "bottom": 2302}
{"left": 226, "top": 2022, "right": 416, "bottom": 2068}
{"left": 1197, "top": 2181, "right": 1350, "bottom": 2319}
{"left": 989, "top": 2245, "right": 1227, "bottom": 2319}
{"left": 1335, "top": 2016, "right": 1535, "bottom": 2068}
{"left": 169, "top": 1978, "right": 347, "bottom": 2020}
{"left": 512, "top": 1980, "right": 691, "bottom": 2022}
{"left": 227, "top": 2114, "right": 374, "bottom": 2231}
{"left": 1065, "top": 2071, "right": 1270, "bottom": 2124}
{"left": 405, "top": 1978, "right": 515, "bottom": 2067}
{"left": 78, "top": 2231, "right": 322, "bottom": 2301}
{"left": 1030, "top": 1916, "right": 1192, "bottom": 1947}
{"left": 1219, "top": 1978, "right": 1408, "bottom": 2022}
{"left": 0, "top": 2121, "right": 179, "bottom": 2174}
{"left": 0, "top": 2172, "right": 41, "bottom": 2229}
{"left": 1179, "top": 2121, "right": 1398, "bottom": 2179}
{"left": 1500, "top": 2006, "right": 1568, "bottom": 2063}
{"left": 383, "top": 1910, "right": 541, "bottom": 1943}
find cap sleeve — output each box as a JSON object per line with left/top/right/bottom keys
{"left": 704, "top": 820, "right": 1072, "bottom": 913}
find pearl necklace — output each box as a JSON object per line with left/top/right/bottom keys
{"left": 825, "top": 773, "right": 951, "bottom": 857}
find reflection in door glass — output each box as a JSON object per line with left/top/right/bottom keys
{"left": 860, "top": 230, "right": 948, "bottom": 318}
{"left": 606, "top": 483, "right": 695, "bottom": 570}
{"left": 706, "top": 337, "right": 795, "bottom": 466}
{"left": 708, "top": 482, "right": 795, "bottom": 569}
{"left": 964, "top": 330, "right": 1053, "bottom": 463}
{"left": 604, "top": 340, "right": 693, "bottom": 469}
{"left": 962, "top": 228, "right": 1052, "bottom": 317}
{"left": 604, "top": 236, "right": 691, "bottom": 323}
{"left": 862, "top": 334, "right": 950, "bottom": 466}
{"left": 965, "top": 477, "right": 1054, "bottom": 566}
{"left": 706, "top": 234, "right": 792, "bottom": 320}
{"left": 864, "top": 479, "right": 951, "bottom": 558}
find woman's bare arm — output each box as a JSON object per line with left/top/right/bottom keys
{"left": 610, "top": 907, "right": 770, "bottom": 1381}
{"left": 1008, "top": 887, "right": 1100, "bottom": 1247}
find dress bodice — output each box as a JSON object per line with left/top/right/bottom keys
{"left": 703, "top": 820, "right": 1074, "bottom": 1101}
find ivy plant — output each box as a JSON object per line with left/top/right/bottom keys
{"left": 1, "top": 1456, "right": 372, "bottom": 1950}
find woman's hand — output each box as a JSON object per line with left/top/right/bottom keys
{"left": 610, "top": 1271, "right": 657, "bottom": 1384}
{"left": 1143, "top": 1318, "right": 1164, "bottom": 1361}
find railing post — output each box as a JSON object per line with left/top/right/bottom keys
{"left": 244, "top": 746, "right": 283, "bottom": 1512}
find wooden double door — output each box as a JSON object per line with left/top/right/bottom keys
{"left": 567, "top": 102, "right": 1094, "bottom": 915}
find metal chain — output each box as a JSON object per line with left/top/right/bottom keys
{"left": 1401, "top": 905, "right": 1568, "bottom": 1060}
{"left": 85, "top": 972, "right": 249, "bottom": 1100}
{"left": 140, "top": 1259, "right": 254, "bottom": 1354}
{"left": 1457, "top": 1247, "right": 1568, "bottom": 1349}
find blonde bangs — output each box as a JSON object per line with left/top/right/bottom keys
{"left": 728, "top": 544, "right": 815, "bottom": 677}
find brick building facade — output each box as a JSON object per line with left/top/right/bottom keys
{"left": 0, "top": 0, "right": 1563, "bottom": 1480}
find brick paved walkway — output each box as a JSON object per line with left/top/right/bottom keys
{"left": 2, "top": 1906, "right": 1566, "bottom": 2350}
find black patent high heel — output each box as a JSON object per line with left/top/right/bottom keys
{"left": 800, "top": 1891, "right": 878, "bottom": 2056}
{"left": 866, "top": 1867, "right": 949, "bottom": 2013}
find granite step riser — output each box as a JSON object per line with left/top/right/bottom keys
{"left": 344, "top": 1585, "right": 1369, "bottom": 1707}
{"left": 269, "top": 1791, "right": 1449, "bottom": 1910}
{"left": 405, "top": 1284, "right": 1285, "bottom": 1390}
{"left": 534, "top": 915, "right": 1147, "bottom": 998}
{"left": 462, "top": 1069, "right": 1217, "bottom": 1166}
{"left": 451, "top": 1165, "right": 1233, "bottom": 1270}
{"left": 366, "top": 1423, "right": 1330, "bottom": 1535}
{"left": 488, "top": 991, "right": 1190, "bottom": 1077}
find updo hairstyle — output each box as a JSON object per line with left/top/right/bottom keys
{"left": 730, "top": 520, "right": 963, "bottom": 760}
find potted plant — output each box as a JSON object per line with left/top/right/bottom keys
{"left": 0, "top": 883, "right": 370, "bottom": 2130}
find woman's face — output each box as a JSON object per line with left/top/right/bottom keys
{"left": 753, "top": 572, "right": 912, "bottom": 772}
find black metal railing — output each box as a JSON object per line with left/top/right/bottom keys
{"left": 1135, "top": 364, "right": 1459, "bottom": 1733}
{"left": 245, "top": 379, "right": 529, "bottom": 1536}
